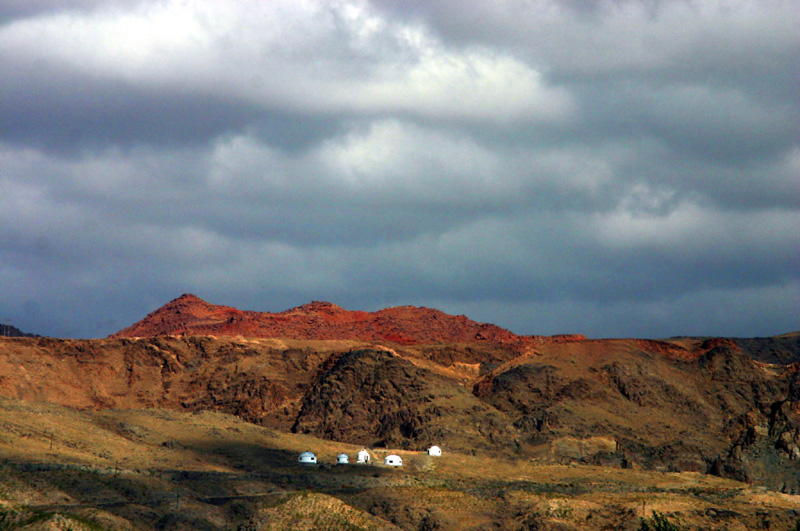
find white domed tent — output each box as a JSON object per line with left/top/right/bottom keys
{"left": 337, "top": 453, "right": 349, "bottom": 464}
{"left": 384, "top": 454, "right": 402, "bottom": 467}
{"left": 356, "top": 449, "right": 371, "bottom": 464}
{"left": 428, "top": 445, "right": 442, "bottom": 456}
{"left": 298, "top": 451, "right": 317, "bottom": 465}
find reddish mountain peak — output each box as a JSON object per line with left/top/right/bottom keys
{"left": 172, "top": 293, "right": 206, "bottom": 304}
{"left": 165, "top": 293, "right": 212, "bottom": 310}
{"left": 378, "top": 305, "right": 444, "bottom": 316}
{"left": 110, "top": 294, "right": 244, "bottom": 338}
{"left": 109, "top": 295, "right": 544, "bottom": 349}
{"left": 285, "top": 301, "right": 347, "bottom": 314}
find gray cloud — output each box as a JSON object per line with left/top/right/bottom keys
{"left": 0, "top": 0, "right": 114, "bottom": 23}
{"left": 0, "top": 0, "right": 797, "bottom": 339}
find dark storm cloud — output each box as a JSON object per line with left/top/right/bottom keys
{"left": 0, "top": 53, "right": 344, "bottom": 153}
{"left": 0, "top": 0, "right": 797, "bottom": 339}
{"left": 376, "top": 0, "right": 800, "bottom": 161}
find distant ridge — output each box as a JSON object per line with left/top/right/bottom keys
{"left": 0, "top": 323, "right": 38, "bottom": 338}
{"left": 110, "top": 293, "right": 584, "bottom": 347}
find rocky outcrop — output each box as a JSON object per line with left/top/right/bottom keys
{"left": 291, "top": 349, "right": 519, "bottom": 452}
{"left": 712, "top": 366, "right": 800, "bottom": 492}
{"left": 292, "top": 349, "right": 433, "bottom": 446}
{"left": 734, "top": 335, "right": 800, "bottom": 364}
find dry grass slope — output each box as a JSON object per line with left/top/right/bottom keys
{"left": 0, "top": 397, "right": 799, "bottom": 530}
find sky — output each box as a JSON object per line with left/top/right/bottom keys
{"left": 1, "top": 0, "right": 798, "bottom": 339}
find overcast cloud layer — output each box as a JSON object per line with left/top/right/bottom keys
{"left": 1, "top": 0, "right": 798, "bottom": 339}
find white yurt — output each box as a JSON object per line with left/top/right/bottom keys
{"left": 428, "top": 445, "right": 442, "bottom": 456}
{"left": 357, "top": 449, "right": 371, "bottom": 464}
{"left": 298, "top": 451, "right": 317, "bottom": 465}
{"left": 337, "top": 453, "right": 349, "bottom": 464}
{"left": 384, "top": 454, "right": 403, "bottom": 467}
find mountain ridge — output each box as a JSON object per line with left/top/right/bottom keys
{"left": 110, "top": 293, "right": 585, "bottom": 349}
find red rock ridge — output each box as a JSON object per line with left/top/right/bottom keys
{"left": 110, "top": 294, "right": 582, "bottom": 348}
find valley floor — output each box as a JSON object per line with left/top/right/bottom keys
{"left": 0, "top": 398, "right": 797, "bottom": 531}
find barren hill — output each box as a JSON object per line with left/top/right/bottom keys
{"left": 109, "top": 293, "right": 573, "bottom": 349}
{"left": 2, "top": 398, "right": 797, "bottom": 531}
{"left": 2, "top": 292, "right": 800, "bottom": 530}
{"left": 3, "top": 331, "right": 800, "bottom": 493}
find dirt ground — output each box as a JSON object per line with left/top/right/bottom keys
{"left": 0, "top": 397, "right": 797, "bottom": 531}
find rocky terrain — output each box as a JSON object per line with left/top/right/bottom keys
{"left": 110, "top": 294, "right": 535, "bottom": 347}
{"left": 1, "top": 294, "right": 800, "bottom": 529}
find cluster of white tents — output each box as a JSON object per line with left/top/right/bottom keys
{"left": 335, "top": 448, "right": 371, "bottom": 465}
{"left": 298, "top": 446, "right": 442, "bottom": 467}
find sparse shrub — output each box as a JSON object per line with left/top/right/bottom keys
{"left": 0, "top": 507, "right": 52, "bottom": 530}
{"left": 519, "top": 512, "right": 545, "bottom": 531}
{"left": 64, "top": 512, "right": 111, "bottom": 531}
{"left": 546, "top": 505, "right": 572, "bottom": 519}
{"left": 417, "top": 513, "right": 441, "bottom": 531}
{"left": 639, "top": 511, "right": 687, "bottom": 531}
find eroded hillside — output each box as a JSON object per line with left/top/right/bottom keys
{"left": 3, "top": 330, "right": 800, "bottom": 493}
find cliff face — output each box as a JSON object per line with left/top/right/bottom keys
{"left": 291, "top": 348, "right": 518, "bottom": 452}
